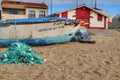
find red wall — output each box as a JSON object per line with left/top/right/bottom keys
{"left": 76, "top": 7, "right": 90, "bottom": 28}
{"left": 104, "top": 17, "right": 106, "bottom": 29}
{"left": 61, "top": 11, "right": 68, "bottom": 18}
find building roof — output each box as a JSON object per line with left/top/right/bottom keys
{"left": 56, "top": 4, "right": 108, "bottom": 17}
{"left": 2, "top": 0, "right": 48, "bottom": 9}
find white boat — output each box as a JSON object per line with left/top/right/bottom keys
{"left": 0, "top": 17, "right": 80, "bottom": 47}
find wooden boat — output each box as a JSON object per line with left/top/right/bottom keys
{"left": 0, "top": 17, "right": 80, "bottom": 47}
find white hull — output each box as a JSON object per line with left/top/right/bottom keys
{"left": 0, "top": 20, "right": 80, "bottom": 47}
{"left": 0, "top": 21, "right": 79, "bottom": 39}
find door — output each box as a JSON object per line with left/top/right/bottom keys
{"left": 76, "top": 7, "right": 90, "bottom": 28}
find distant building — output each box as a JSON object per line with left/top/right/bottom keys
{"left": 56, "top": 5, "right": 109, "bottom": 29}
{"left": 108, "top": 16, "right": 113, "bottom": 29}
{"left": 0, "top": 0, "right": 48, "bottom": 21}
{"left": 111, "top": 14, "right": 120, "bottom": 29}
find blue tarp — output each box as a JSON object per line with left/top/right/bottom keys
{"left": 6, "top": 17, "right": 70, "bottom": 24}
{"left": 0, "top": 17, "right": 70, "bottom": 26}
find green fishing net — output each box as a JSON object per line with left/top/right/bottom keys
{"left": 0, "top": 42, "right": 43, "bottom": 65}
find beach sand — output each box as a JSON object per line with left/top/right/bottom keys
{"left": 0, "top": 29, "right": 120, "bottom": 80}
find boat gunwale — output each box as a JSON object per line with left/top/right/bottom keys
{"left": 8, "top": 20, "right": 66, "bottom": 24}
{"left": 0, "top": 20, "right": 70, "bottom": 27}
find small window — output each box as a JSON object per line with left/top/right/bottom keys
{"left": 7, "top": 9, "right": 20, "bottom": 14}
{"left": 39, "top": 11, "right": 45, "bottom": 17}
{"left": 97, "top": 13, "right": 102, "bottom": 21}
{"left": 29, "top": 10, "right": 35, "bottom": 18}
{"left": 0, "top": 12, "right": 1, "bottom": 19}
{"left": 56, "top": 14, "right": 59, "bottom": 17}
{"left": 82, "top": 7, "right": 86, "bottom": 10}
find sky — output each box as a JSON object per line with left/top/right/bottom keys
{"left": 9, "top": 0, "right": 120, "bottom": 17}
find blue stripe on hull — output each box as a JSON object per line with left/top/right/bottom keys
{"left": 0, "top": 32, "right": 76, "bottom": 47}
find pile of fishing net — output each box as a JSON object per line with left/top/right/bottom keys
{"left": 0, "top": 42, "right": 43, "bottom": 65}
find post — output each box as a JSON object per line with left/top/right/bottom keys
{"left": 51, "top": 0, "right": 52, "bottom": 17}
{"left": 76, "top": 0, "right": 78, "bottom": 8}
{"left": 76, "top": 0, "right": 78, "bottom": 21}
{"left": 95, "top": 0, "right": 97, "bottom": 8}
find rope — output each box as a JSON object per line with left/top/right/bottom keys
{"left": 0, "top": 42, "right": 43, "bottom": 65}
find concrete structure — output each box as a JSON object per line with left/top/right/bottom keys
{"left": 111, "top": 14, "right": 120, "bottom": 29}
{"left": 56, "top": 5, "right": 109, "bottom": 29}
{"left": 0, "top": 0, "right": 48, "bottom": 21}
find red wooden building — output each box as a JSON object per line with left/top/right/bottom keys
{"left": 56, "top": 5, "right": 108, "bottom": 29}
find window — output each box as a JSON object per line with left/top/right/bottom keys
{"left": 39, "top": 11, "right": 45, "bottom": 17}
{"left": 118, "top": 17, "right": 120, "bottom": 22}
{"left": 82, "top": 7, "right": 86, "bottom": 10}
{"left": 97, "top": 13, "right": 102, "bottom": 21}
{"left": 29, "top": 10, "right": 35, "bottom": 18}
{"left": 0, "top": 12, "right": 1, "bottom": 19}
{"left": 7, "top": 9, "right": 20, "bottom": 14}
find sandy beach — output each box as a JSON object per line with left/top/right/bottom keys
{"left": 0, "top": 29, "right": 120, "bottom": 80}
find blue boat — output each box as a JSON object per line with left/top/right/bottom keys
{"left": 0, "top": 17, "right": 80, "bottom": 47}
